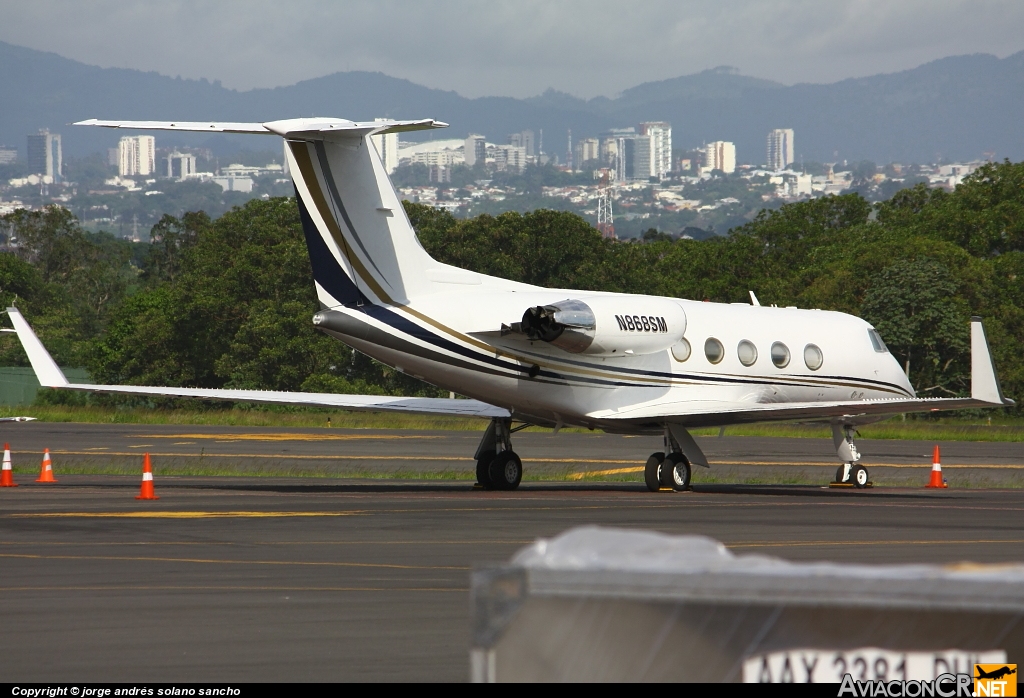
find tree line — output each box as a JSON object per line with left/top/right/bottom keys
{"left": 1, "top": 160, "right": 1022, "bottom": 411}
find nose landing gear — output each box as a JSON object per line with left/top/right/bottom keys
{"left": 832, "top": 424, "right": 870, "bottom": 489}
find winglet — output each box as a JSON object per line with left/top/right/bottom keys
{"left": 971, "top": 316, "right": 1011, "bottom": 405}
{"left": 5, "top": 308, "right": 69, "bottom": 388}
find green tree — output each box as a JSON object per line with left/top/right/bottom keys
{"left": 860, "top": 259, "right": 971, "bottom": 395}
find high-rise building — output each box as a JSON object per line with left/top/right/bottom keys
{"left": 616, "top": 134, "right": 655, "bottom": 182}
{"left": 27, "top": 130, "right": 62, "bottom": 182}
{"left": 0, "top": 146, "right": 17, "bottom": 165}
{"left": 639, "top": 122, "right": 672, "bottom": 178}
{"left": 166, "top": 152, "right": 197, "bottom": 180}
{"left": 118, "top": 135, "right": 155, "bottom": 177}
{"left": 704, "top": 141, "right": 736, "bottom": 174}
{"left": 370, "top": 119, "right": 399, "bottom": 174}
{"left": 574, "top": 138, "right": 600, "bottom": 168}
{"left": 508, "top": 130, "right": 535, "bottom": 157}
{"left": 464, "top": 135, "right": 486, "bottom": 167}
{"left": 767, "top": 128, "right": 794, "bottom": 171}
{"left": 600, "top": 127, "right": 635, "bottom": 167}
{"left": 496, "top": 146, "right": 527, "bottom": 173}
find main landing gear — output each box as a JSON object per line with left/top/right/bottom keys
{"left": 475, "top": 418, "right": 526, "bottom": 491}
{"left": 644, "top": 428, "right": 692, "bottom": 492}
{"left": 832, "top": 424, "right": 870, "bottom": 488}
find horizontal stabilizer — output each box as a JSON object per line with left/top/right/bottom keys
{"left": 4, "top": 308, "right": 507, "bottom": 419}
{"left": 75, "top": 118, "right": 448, "bottom": 139}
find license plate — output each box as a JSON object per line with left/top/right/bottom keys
{"left": 743, "top": 648, "right": 1007, "bottom": 683}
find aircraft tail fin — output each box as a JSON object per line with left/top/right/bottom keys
{"left": 285, "top": 134, "right": 438, "bottom": 307}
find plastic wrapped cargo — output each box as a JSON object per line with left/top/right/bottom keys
{"left": 470, "top": 526, "right": 1024, "bottom": 682}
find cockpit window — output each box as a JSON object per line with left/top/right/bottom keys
{"left": 868, "top": 329, "right": 888, "bottom": 353}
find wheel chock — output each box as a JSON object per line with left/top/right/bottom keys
{"left": 828, "top": 481, "right": 874, "bottom": 489}
{"left": 658, "top": 487, "right": 675, "bottom": 492}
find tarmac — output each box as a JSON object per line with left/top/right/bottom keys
{"left": 2, "top": 421, "right": 1024, "bottom": 486}
{"left": 1, "top": 422, "right": 1023, "bottom": 681}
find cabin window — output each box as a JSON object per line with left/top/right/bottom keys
{"left": 671, "top": 338, "right": 691, "bottom": 362}
{"left": 804, "top": 343, "right": 823, "bottom": 370}
{"left": 704, "top": 337, "right": 725, "bottom": 364}
{"left": 771, "top": 342, "right": 790, "bottom": 368}
{"left": 868, "top": 329, "right": 888, "bottom": 353}
{"left": 737, "top": 340, "right": 757, "bottom": 366}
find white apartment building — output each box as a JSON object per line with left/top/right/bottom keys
{"left": 119, "top": 135, "right": 156, "bottom": 177}
{"left": 574, "top": 138, "right": 600, "bottom": 168}
{"left": 704, "top": 141, "right": 736, "bottom": 174}
{"left": 639, "top": 122, "right": 672, "bottom": 178}
{"left": 409, "top": 149, "right": 463, "bottom": 168}
{"left": 495, "top": 145, "right": 527, "bottom": 173}
{"left": 464, "top": 135, "right": 486, "bottom": 167}
{"left": 767, "top": 128, "right": 794, "bottom": 171}
{"left": 370, "top": 119, "right": 399, "bottom": 174}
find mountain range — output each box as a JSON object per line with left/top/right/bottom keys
{"left": 2, "top": 40, "right": 1023, "bottom": 164}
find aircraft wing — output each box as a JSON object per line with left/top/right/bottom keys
{"left": 590, "top": 316, "right": 1012, "bottom": 427}
{"left": 588, "top": 395, "right": 1002, "bottom": 427}
{"left": 4, "top": 308, "right": 508, "bottom": 419}
{"left": 75, "top": 118, "right": 448, "bottom": 138}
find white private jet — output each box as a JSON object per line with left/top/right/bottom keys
{"left": 4, "top": 117, "right": 1013, "bottom": 491}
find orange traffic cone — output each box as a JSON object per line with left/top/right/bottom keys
{"left": 136, "top": 453, "right": 158, "bottom": 500}
{"left": 1, "top": 443, "right": 16, "bottom": 487}
{"left": 926, "top": 445, "right": 948, "bottom": 488}
{"left": 36, "top": 448, "right": 57, "bottom": 483}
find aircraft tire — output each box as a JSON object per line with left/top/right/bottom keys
{"left": 476, "top": 450, "right": 496, "bottom": 489}
{"left": 835, "top": 465, "right": 848, "bottom": 483}
{"left": 670, "top": 455, "right": 692, "bottom": 491}
{"left": 644, "top": 452, "right": 665, "bottom": 492}
{"left": 661, "top": 453, "right": 691, "bottom": 491}
{"left": 852, "top": 464, "right": 869, "bottom": 489}
{"left": 488, "top": 451, "right": 523, "bottom": 491}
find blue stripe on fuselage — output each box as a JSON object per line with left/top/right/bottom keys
{"left": 295, "top": 185, "right": 371, "bottom": 307}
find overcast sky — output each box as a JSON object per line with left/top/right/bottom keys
{"left": 2, "top": 0, "right": 1022, "bottom": 99}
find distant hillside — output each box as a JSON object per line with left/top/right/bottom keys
{"left": 1, "top": 41, "right": 1022, "bottom": 163}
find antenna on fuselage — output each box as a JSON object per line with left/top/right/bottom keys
{"left": 749, "top": 291, "right": 761, "bottom": 307}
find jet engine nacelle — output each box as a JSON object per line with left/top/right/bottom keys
{"left": 516, "top": 297, "right": 686, "bottom": 356}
